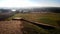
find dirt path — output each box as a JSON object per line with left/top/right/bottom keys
{"left": 0, "top": 20, "right": 23, "bottom": 34}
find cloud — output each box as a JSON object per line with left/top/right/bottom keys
{"left": 0, "top": 0, "right": 60, "bottom": 8}
{"left": 30, "top": 0, "right": 60, "bottom": 7}
{"left": 0, "top": 0, "right": 41, "bottom": 8}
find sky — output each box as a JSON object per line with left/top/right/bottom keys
{"left": 0, "top": 0, "right": 60, "bottom": 8}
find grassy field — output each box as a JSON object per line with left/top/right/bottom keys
{"left": 12, "top": 13, "right": 60, "bottom": 26}
{"left": 7, "top": 13, "right": 60, "bottom": 34}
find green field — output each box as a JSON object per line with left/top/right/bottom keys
{"left": 12, "top": 13, "right": 60, "bottom": 26}
{"left": 7, "top": 13, "right": 60, "bottom": 34}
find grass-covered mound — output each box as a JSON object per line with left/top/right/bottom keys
{"left": 7, "top": 13, "right": 60, "bottom": 34}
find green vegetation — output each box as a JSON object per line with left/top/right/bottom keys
{"left": 23, "top": 21, "right": 60, "bottom": 34}
{"left": 13, "top": 13, "right": 60, "bottom": 26}
{"left": 7, "top": 13, "right": 60, "bottom": 34}
{"left": 23, "top": 21, "right": 50, "bottom": 34}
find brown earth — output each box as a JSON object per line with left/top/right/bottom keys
{"left": 0, "top": 20, "right": 23, "bottom": 34}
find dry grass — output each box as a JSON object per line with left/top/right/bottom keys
{"left": 0, "top": 20, "right": 23, "bottom": 34}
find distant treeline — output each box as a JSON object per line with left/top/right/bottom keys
{"left": 0, "top": 7, "right": 60, "bottom": 13}
{"left": 0, "top": 9, "right": 16, "bottom": 20}
{"left": 0, "top": 9, "right": 11, "bottom": 13}
{"left": 30, "top": 7, "right": 60, "bottom": 13}
{"left": 45, "top": 7, "right": 60, "bottom": 13}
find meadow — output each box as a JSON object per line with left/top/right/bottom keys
{"left": 7, "top": 13, "right": 60, "bottom": 34}
{"left": 13, "top": 13, "right": 60, "bottom": 26}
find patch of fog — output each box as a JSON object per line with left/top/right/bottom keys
{"left": 11, "top": 9, "right": 16, "bottom": 12}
